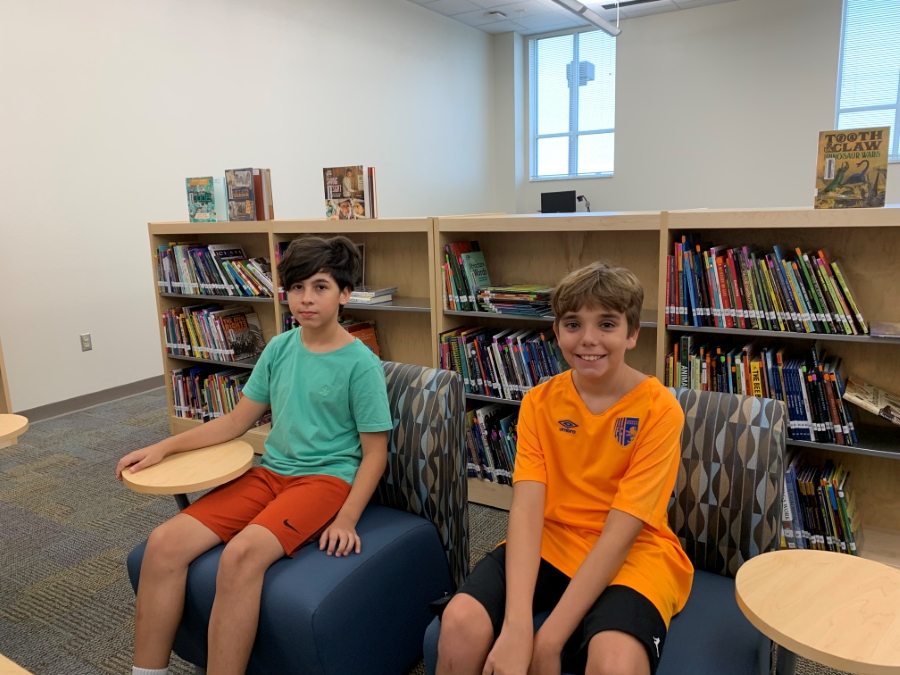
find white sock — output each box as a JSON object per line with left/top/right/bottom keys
{"left": 132, "top": 668, "right": 168, "bottom": 675}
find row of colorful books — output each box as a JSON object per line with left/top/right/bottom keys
{"left": 440, "top": 326, "right": 567, "bottom": 402}
{"left": 156, "top": 243, "right": 273, "bottom": 298}
{"left": 466, "top": 403, "right": 519, "bottom": 484}
{"left": 442, "top": 240, "right": 553, "bottom": 316}
{"left": 781, "top": 454, "right": 861, "bottom": 554}
{"left": 666, "top": 237, "right": 869, "bottom": 336}
{"left": 186, "top": 168, "right": 275, "bottom": 223}
{"left": 171, "top": 366, "right": 269, "bottom": 427}
{"left": 665, "top": 338, "right": 857, "bottom": 446}
{"left": 163, "top": 305, "right": 266, "bottom": 363}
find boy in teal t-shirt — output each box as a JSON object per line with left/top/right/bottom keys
{"left": 116, "top": 235, "right": 392, "bottom": 675}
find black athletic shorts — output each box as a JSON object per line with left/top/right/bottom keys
{"left": 433, "top": 544, "right": 668, "bottom": 675}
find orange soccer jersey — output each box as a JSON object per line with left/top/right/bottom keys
{"left": 513, "top": 372, "right": 693, "bottom": 626}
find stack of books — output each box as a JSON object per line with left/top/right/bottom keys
{"left": 185, "top": 168, "right": 275, "bottom": 223}
{"left": 466, "top": 404, "right": 519, "bottom": 484}
{"left": 347, "top": 286, "right": 397, "bottom": 306}
{"left": 666, "top": 236, "right": 869, "bottom": 335}
{"left": 440, "top": 326, "right": 568, "bottom": 402}
{"left": 156, "top": 243, "right": 273, "bottom": 298}
{"left": 782, "top": 454, "right": 861, "bottom": 554}
{"left": 477, "top": 285, "right": 553, "bottom": 317}
{"left": 443, "top": 241, "right": 490, "bottom": 311}
{"left": 163, "top": 305, "right": 266, "bottom": 363}
{"left": 665, "top": 338, "right": 858, "bottom": 446}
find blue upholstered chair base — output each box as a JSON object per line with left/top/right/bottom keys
{"left": 423, "top": 570, "right": 769, "bottom": 675}
{"left": 129, "top": 505, "right": 452, "bottom": 675}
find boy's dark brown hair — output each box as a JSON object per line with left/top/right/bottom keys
{"left": 277, "top": 235, "right": 361, "bottom": 293}
{"left": 551, "top": 261, "right": 644, "bottom": 335}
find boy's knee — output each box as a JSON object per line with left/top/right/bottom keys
{"left": 216, "top": 537, "right": 268, "bottom": 582}
{"left": 145, "top": 522, "right": 188, "bottom": 569}
{"left": 586, "top": 632, "right": 649, "bottom": 675}
{"left": 438, "top": 594, "right": 493, "bottom": 647}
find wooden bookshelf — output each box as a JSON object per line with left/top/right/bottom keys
{"left": 662, "top": 207, "right": 900, "bottom": 567}
{"left": 435, "top": 212, "right": 664, "bottom": 514}
{"left": 0, "top": 333, "right": 12, "bottom": 416}
{"left": 149, "top": 219, "right": 436, "bottom": 455}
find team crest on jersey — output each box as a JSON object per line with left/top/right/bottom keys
{"left": 614, "top": 417, "right": 639, "bottom": 447}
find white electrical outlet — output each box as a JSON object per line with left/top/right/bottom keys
{"left": 80, "top": 333, "right": 92, "bottom": 352}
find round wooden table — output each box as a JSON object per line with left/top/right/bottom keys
{"left": 0, "top": 414, "right": 28, "bottom": 449}
{"left": 736, "top": 549, "right": 900, "bottom": 675}
{"left": 122, "top": 439, "right": 254, "bottom": 510}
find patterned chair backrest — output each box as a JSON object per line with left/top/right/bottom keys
{"left": 668, "top": 389, "right": 786, "bottom": 579}
{"left": 373, "top": 362, "right": 469, "bottom": 590}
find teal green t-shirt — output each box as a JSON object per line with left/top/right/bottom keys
{"left": 240, "top": 328, "right": 392, "bottom": 484}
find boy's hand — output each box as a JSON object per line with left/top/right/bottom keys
{"left": 527, "top": 628, "right": 563, "bottom": 675}
{"left": 483, "top": 621, "right": 533, "bottom": 675}
{"left": 116, "top": 444, "right": 168, "bottom": 480}
{"left": 319, "top": 516, "right": 360, "bottom": 557}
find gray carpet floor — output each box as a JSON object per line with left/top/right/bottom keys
{"left": 0, "top": 389, "right": 846, "bottom": 674}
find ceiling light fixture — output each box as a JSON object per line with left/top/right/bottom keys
{"left": 486, "top": 10, "right": 507, "bottom": 19}
{"left": 549, "top": 0, "right": 622, "bottom": 36}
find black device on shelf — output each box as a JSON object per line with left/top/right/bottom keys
{"left": 540, "top": 190, "right": 577, "bottom": 213}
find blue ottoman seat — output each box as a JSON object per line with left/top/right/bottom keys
{"left": 129, "top": 505, "right": 451, "bottom": 675}
{"left": 128, "top": 362, "right": 469, "bottom": 675}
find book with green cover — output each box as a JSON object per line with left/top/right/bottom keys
{"left": 460, "top": 251, "right": 492, "bottom": 296}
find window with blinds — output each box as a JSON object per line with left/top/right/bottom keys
{"left": 529, "top": 30, "right": 617, "bottom": 180}
{"left": 836, "top": 0, "right": 900, "bottom": 161}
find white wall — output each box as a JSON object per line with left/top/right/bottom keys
{"left": 512, "top": 0, "right": 900, "bottom": 214}
{"left": 0, "top": 0, "right": 494, "bottom": 412}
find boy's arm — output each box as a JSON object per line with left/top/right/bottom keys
{"left": 482, "top": 480, "right": 546, "bottom": 675}
{"left": 116, "top": 395, "right": 269, "bottom": 479}
{"left": 319, "top": 430, "right": 387, "bottom": 557}
{"left": 531, "top": 508, "right": 643, "bottom": 659}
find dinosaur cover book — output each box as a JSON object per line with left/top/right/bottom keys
{"left": 815, "top": 127, "right": 889, "bottom": 209}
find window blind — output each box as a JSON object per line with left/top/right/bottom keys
{"left": 837, "top": 0, "right": 900, "bottom": 160}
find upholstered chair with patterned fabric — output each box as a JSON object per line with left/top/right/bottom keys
{"left": 657, "top": 389, "right": 786, "bottom": 675}
{"left": 127, "top": 361, "right": 468, "bottom": 675}
{"left": 423, "top": 388, "right": 786, "bottom": 675}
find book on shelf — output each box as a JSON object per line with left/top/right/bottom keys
{"left": 665, "top": 236, "right": 869, "bottom": 335}
{"left": 466, "top": 402, "right": 519, "bottom": 485}
{"left": 252, "top": 168, "right": 275, "bottom": 220}
{"left": 440, "top": 326, "right": 568, "bottom": 402}
{"left": 870, "top": 321, "right": 900, "bottom": 338}
{"left": 225, "top": 168, "right": 256, "bottom": 221}
{"left": 842, "top": 377, "right": 900, "bottom": 428}
{"left": 185, "top": 177, "right": 225, "bottom": 222}
{"left": 163, "top": 304, "right": 265, "bottom": 363}
{"left": 815, "top": 126, "right": 889, "bottom": 209}
{"left": 344, "top": 318, "right": 381, "bottom": 357}
{"left": 171, "top": 366, "right": 270, "bottom": 427}
{"left": 664, "top": 338, "right": 858, "bottom": 447}
{"left": 781, "top": 453, "right": 861, "bottom": 555}
{"left": 156, "top": 243, "right": 274, "bottom": 298}
{"left": 347, "top": 285, "right": 396, "bottom": 305}
{"left": 323, "top": 165, "right": 376, "bottom": 220}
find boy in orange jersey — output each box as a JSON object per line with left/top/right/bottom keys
{"left": 436, "top": 262, "right": 693, "bottom": 675}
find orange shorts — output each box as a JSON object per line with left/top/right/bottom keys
{"left": 182, "top": 467, "right": 351, "bottom": 556}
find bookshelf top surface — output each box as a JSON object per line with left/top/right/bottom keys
{"left": 437, "top": 212, "right": 662, "bottom": 232}
{"left": 150, "top": 222, "right": 270, "bottom": 235}
{"left": 272, "top": 218, "right": 431, "bottom": 234}
{"left": 666, "top": 205, "right": 900, "bottom": 230}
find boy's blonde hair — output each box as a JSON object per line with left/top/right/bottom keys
{"left": 551, "top": 261, "right": 644, "bottom": 335}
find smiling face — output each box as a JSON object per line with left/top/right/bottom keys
{"left": 553, "top": 305, "right": 639, "bottom": 382}
{"left": 287, "top": 271, "right": 350, "bottom": 329}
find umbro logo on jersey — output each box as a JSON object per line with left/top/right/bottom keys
{"left": 558, "top": 420, "right": 578, "bottom": 434}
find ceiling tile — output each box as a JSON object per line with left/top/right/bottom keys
{"left": 619, "top": 0, "right": 678, "bottom": 17}
{"left": 466, "top": 0, "right": 534, "bottom": 7}
{"left": 424, "top": 0, "right": 484, "bottom": 16}
{"left": 451, "top": 7, "right": 512, "bottom": 26}
{"left": 673, "top": 0, "right": 738, "bottom": 8}
{"left": 478, "top": 19, "right": 520, "bottom": 32}
{"left": 514, "top": 13, "right": 583, "bottom": 30}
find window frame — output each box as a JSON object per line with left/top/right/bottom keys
{"left": 835, "top": 0, "right": 900, "bottom": 162}
{"left": 528, "top": 27, "right": 617, "bottom": 182}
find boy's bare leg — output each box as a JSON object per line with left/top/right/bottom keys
{"left": 586, "top": 630, "right": 650, "bottom": 675}
{"left": 134, "top": 514, "right": 223, "bottom": 669}
{"left": 436, "top": 594, "right": 495, "bottom": 675}
{"left": 206, "top": 524, "right": 285, "bottom": 675}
